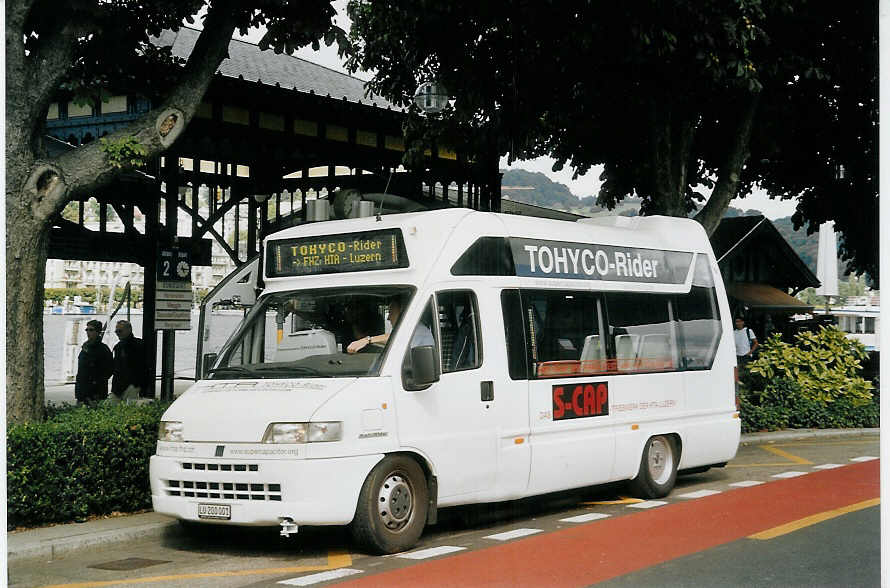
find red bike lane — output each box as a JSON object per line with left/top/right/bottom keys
{"left": 339, "top": 460, "right": 879, "bottom": 587}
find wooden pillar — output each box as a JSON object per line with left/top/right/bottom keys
{"left": 143, "top": 177, "right": 160, "bottom": 399}
{"left": 160, "top": 156, "right": 180, "bottom": 401}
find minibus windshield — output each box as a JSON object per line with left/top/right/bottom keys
{"left": 208, "top": 286, "right": 414, "bottom": 379}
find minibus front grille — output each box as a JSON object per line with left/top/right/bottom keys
{"left": 182, "top": 462, "right": 258, "bottom": 472}
{"left": 164, "top": 480, "right": 283, "bottom": 501}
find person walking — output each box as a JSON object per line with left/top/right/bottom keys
{"left": 74, "top": 319, "right": 113, "bottom": 405}
{"left": 733, "top": 316, "right": 759, "bottom": 367}
{"left": 110, "top": 319, "right": 146, "bottom": 403}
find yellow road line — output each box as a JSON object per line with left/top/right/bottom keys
{"left": 758, "top": 444, "right": 813, "bottom": 465}
{"left": 729, "top": 443, "right": 815, "bottom": 467}
{"left": 748, "top": 498, "right": 880, "bottom": 540}
{"left": 772, "top": 440, "right": 877, "bottom": 447}
{"left": 581, "top": 496, "right": 644, "bottom": 505}
{"left": 727, "top": 462, "right": 807, "bottom": 468}
{"left": 41, "top": 550, "right": 353, "bottom": 588}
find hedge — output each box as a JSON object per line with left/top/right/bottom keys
{"left": 7, "top": 401, "right": 169, "bottom": 528}
{"left": 739, "top": 326, "right": 879, "bottom": 433}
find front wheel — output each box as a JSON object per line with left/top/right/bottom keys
{"left": 351, "top": 455, "right": 428, "bottom": 554}
{"left": 627, "top": 435, "right": 678, "bottom": 499}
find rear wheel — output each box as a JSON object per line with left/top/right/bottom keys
{"left": 351, "top": 455, "right": 428, "bottom": 554}
{"left": 628, "top": 435, "right": 678, "bottom": 498}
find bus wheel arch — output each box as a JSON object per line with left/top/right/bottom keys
{"left": 628, "top": 433, "right": 681, "bottom": 499}
{"left": 350, "top": 452, "right": 432, "bottom": 554}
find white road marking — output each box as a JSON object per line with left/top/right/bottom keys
{"left": 729, "top": 480, "right": 764, "bottom": 487}
{"left": 627, "top": 500, "right": 667, "bottom": 509}
{"left": 813, "top": 463, "right": 844, "bottom": 469}
{"left": 278, "top": 569, "right": 362, "bottom": 585}
{"left": 677, "top": 489, "right": 722, "bottom": 499}
{"left": 483, "top": 528, "right": 543, "bottom": 541}
{"left": 851, "top": 456, "right": 878, "bottom": 462}
{"left": 397, "top": 545, "right": 466, "bottom": 559}
{"left": 772, "top": 471, "right": 807, "bottom": 478}
{"left": 559, "top": 513, "right": 611, "bottom": 523}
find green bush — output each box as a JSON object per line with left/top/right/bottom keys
{"left": 739, "top": 326, "right": 878, "bottom": 433}
{"left": 7, "top": 401, "right": 170, "bottom": 528}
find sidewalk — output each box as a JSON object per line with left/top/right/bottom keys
{"left": 6, "top": 428, "right": 879, "bottom": 563}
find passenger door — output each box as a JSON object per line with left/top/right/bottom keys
{"left": 195, "top": 256, "right": 259, "bottom": 378}
{"left": 395, "top": 290, "right": 498, "bottom": 500}
{"left": 523, "top": 290, "right": 617, "bottom": 495}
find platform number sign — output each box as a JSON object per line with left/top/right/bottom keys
{"left": 158, "top": 247, "right": 191, "bottom": 282}
{"left": 156, "top": 247, "right": 193, "bottom": 331}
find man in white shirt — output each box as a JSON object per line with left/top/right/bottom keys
{"left": 733, "top": 316, "right": 759, "bottom": 366}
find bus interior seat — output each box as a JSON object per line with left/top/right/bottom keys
{"left": 580, "top": 334, "right": 604, "bottom": 361}
{"left": 638, "top": 333, "right": 672, "bottom": 370}
{"left": 615, "top": 333, "right": 640, "bottom": 371}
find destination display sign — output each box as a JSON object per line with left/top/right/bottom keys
{"left": 510, "top": 238, "right": 693, "bottom": 284}
{"left": 267, "top": 228, "right": 409, "bottom": 278}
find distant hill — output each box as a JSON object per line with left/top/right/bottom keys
{"left": 501, "top": 169, "right": 643, "bottom": 217}
{"left": 500, "top": 168, "right": 835, "bottom": 275}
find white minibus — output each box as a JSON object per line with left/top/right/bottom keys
{"left": 150, "top": 204, "right": 740, "bottom": 553}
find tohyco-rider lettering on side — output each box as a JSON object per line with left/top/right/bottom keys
{"left": 510, "top": 238, "right": 693, "bottom": 284}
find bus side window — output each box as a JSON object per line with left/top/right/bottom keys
{"left": 438, "top": 290, "right": 482, "bottom": 372}
{"left": 519, "top": 290, "right": 603, "bottom": 378}
{"left": 501, "top": 290, "right": 529, "bottom": 380}
{"left": 603, "top": 292, "right": 676, "bottom": 373}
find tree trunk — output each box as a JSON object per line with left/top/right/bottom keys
{"left": 6, "top": 185, "right": 51, "bottom": 423}
{"left": 647, "top": 99, "right": 695, "bottom": 217}
{"left": 694, "top": 94, "right": 760, "bottom": 235}
{"left": 4, "top": 3, "right": 240, "bottom": 423}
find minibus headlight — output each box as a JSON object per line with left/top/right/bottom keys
{"left": 308, "top": 422, "right": 342, "bottom": 442}
{"left": 262, "top": 422, "right": 342, "bottom": 443}
{"left": 263, "top": 423, "right": 309, "bottom": 444}
{"left": 158, "top": 421, "right": 183, "bottom": 442}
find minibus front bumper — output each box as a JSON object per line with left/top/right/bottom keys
{"left": 150, "top": 451, "right": 383, "bottom": 526}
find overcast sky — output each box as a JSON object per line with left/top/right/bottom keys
{"left": 232, "top": 3, "right": 800, "bottom": 220}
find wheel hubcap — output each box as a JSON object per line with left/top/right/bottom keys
{"left": 378, "top": 473, "right": 413, "bottom": 530}
{"left": 648, "top": 438, "right": 673, "bottom": 485}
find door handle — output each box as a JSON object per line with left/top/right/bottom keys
{"left": 481, "top": 380, "right": 494, "bottom": 402}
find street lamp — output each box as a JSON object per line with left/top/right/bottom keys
{"left": 413, "top": 81, "right": 450, "bottom": 115}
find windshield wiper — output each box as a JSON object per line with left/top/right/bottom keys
{"left": 206, "top": 366, "right": 256, "bottom": 377}
{"left": 255, "top": 365, "right": 325, "bottom": 376}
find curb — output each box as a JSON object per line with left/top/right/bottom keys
{"left": 8, "top": 518, "right": 177, "bottom": 564}
{"left": 740, "top": 427, "right": 879, "bottom": 446}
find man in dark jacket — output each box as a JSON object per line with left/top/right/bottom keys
{"left": 110, "top": 319, "right": 146, "bottom": 403}
{"left": 75, "top": 319, "right": 113, "bottom": 404}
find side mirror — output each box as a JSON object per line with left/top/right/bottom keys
{"left": 202, "top": 353, "right": 218, "bottom": 379}
{"left": 404, "top": 345, "right": 439, "bottom": 390}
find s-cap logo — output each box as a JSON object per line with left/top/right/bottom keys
{"left": 552, "top": 382, "right": 609, "bottom": 421}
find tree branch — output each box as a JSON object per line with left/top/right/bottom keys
{"left": 6, "top": 0, "right": 36, "bottom": 159}
{"left": 694, "top": 93, "right": 761, "bottom": 235}
{"left": 28, "top": 0, "right": 240, "bottom": 222}
{"left": 5, "top": 0, "right": 35, "bottom": 35}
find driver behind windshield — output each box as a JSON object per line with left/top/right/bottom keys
{"left": 347, "top": 296, "right": 404, "bottom": 353}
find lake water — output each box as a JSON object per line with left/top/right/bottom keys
{"left": 43, "top": 312, "right": 245, "bottom": 385}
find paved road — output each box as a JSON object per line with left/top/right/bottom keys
{"left": 8, "top": 435, "right": 880, "bottom": 587}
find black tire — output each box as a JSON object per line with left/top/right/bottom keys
{"left": 627, "top": 435, "right": 679, "bottom": 499}
{"left": 350, "top": 455, "right": 428, "bottom": 554}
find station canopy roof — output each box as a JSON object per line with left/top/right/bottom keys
{"left": 154, "top": 27, "right": 400, "bottom": 110}
{"left": 725, "top": 282, "right": 814, "bottom": 313}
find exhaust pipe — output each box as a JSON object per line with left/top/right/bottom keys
{"left": 279, "top": 517, "right": 299, "bottom": 537}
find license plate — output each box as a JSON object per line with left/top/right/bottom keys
{"left": 197, "top": 503, "right": 231, "bottom": 520}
